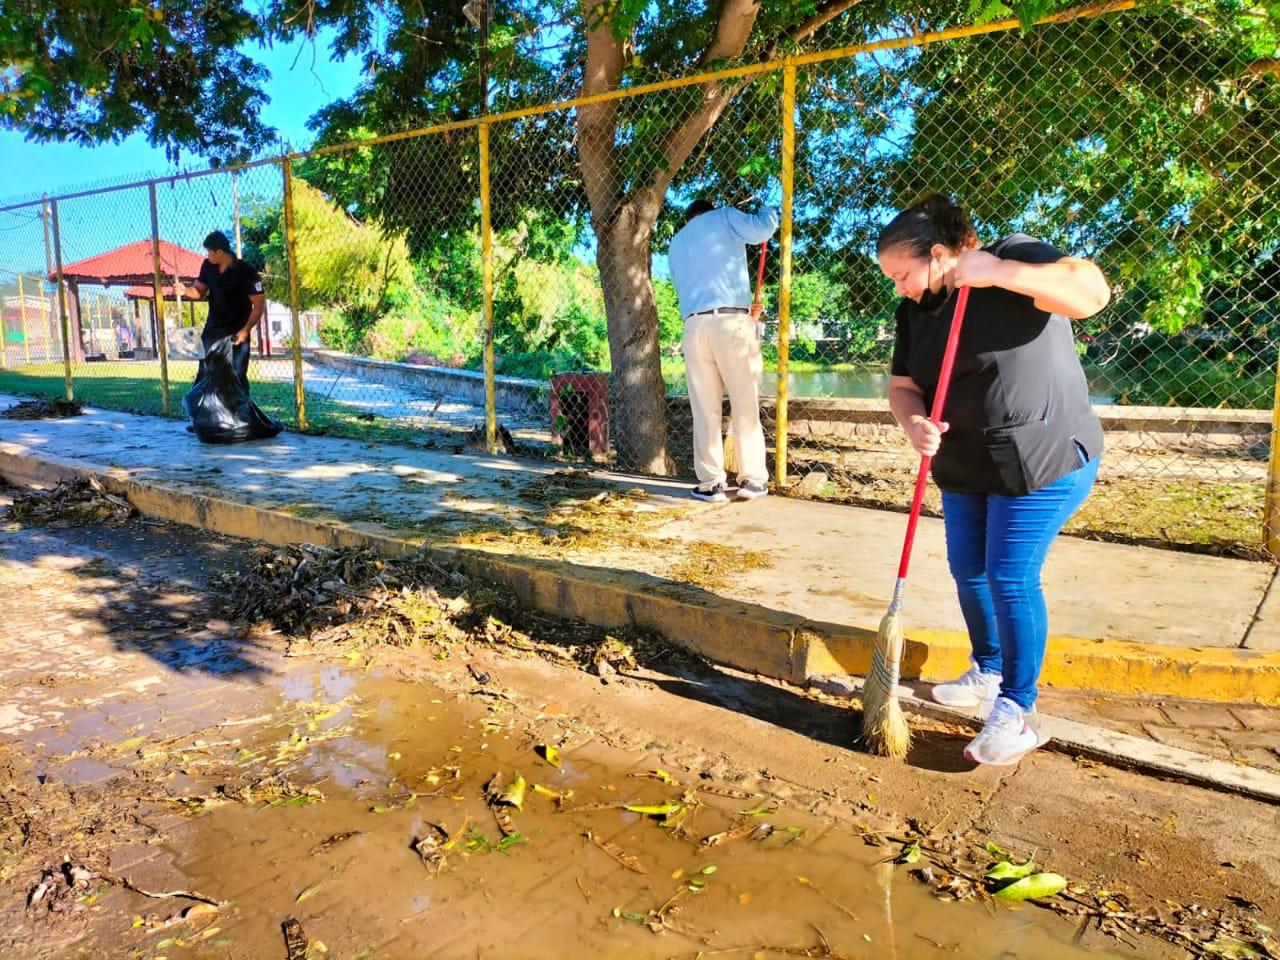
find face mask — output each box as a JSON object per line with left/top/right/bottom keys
{"left": 916, "top": 257, "right": 950, "bottom": 310}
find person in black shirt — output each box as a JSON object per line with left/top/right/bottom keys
{"left": 182, "top": 230, "right": 265, "bottom": 390}
{"left": 877, "top": 193, "right": 1110, "bottom": 767}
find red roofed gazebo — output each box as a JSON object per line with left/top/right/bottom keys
{"left": 49, "top": 240, "right": 204, "bottom": 362}
{"left": 54, "top": 240, "right": 203, "bottom": 287}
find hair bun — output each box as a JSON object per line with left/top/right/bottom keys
{"left": 877, "top": 192, "right": 977, "bottom": 256}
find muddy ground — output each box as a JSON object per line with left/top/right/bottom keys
{"left": 0, "top": 495, "right": 1276, "bottom": 959}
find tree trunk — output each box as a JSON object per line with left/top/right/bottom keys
{"left": 596, "top": 206, "right": 671, "bottom": 474}
{"left": 576, "top": 0, "right": 849, "bottom": 474}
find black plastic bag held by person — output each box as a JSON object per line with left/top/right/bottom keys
{"left": 182, "top": 336, "right": 282, "bottom": 443}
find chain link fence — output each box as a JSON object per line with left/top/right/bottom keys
{"left": 0, "top": 203, "right": 67, "bottom": 373}
{"left": 769, "top": 6, "right": 1279, "bottom": 557}
{"left": 0, "top": 2, "right": 1275, "bottom": 556}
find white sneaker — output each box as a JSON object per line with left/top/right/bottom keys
{"left": 964, "top": 696, "right": 1048, "bottom": 766}
{"left": 930, "top": 662, "right": 1002, "bottom": 710}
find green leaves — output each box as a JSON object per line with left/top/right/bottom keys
{"left": 991, "top": 872, "right": 1068, "bottom": 901}
{"left": 1, "top": 0, "right": 269, "bottom": 161}
{"left": 984, "top": 857, "right": 1037, "bottom": 881}
{"left": 896, "top": 840, "right": 922, "bottom": 865}
{"left": 983, "top": 843, "right": 1066, "bottom": 901}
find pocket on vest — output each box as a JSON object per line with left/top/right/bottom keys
{"left": 983, "top": 419, "right": 1042, "bottom": 496}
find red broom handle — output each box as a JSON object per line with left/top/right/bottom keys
{"left": 896, "top": 285, "right": 971, "bottom": 581}
{"left": 752, "top": 243, "right": 767, "bottom": 312}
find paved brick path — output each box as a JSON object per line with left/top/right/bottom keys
{"left": 1037, "top": 688, "right": 1280, "bottom": 773}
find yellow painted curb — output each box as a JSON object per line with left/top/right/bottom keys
{"left": 795, "top": 626, "right": 1280, "bottom": 706}
{"left": 3, "top": 446, "right": 1278, "bottom": 706}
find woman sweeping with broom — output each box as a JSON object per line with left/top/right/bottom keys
{"left": 870, "top": 193, "right": 1110, "bottom": 765}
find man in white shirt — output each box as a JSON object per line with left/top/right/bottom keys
{"left": 667, "top": 199, "right": 779, "bottom": 502}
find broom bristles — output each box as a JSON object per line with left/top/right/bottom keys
{"left": 862, "top": 606, "right": 912, "bottom": 759}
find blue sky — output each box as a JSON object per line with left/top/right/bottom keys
{"left": 0, "top": 30, "right": 365, "bottom": 206}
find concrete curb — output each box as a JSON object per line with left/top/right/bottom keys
{"left": 3, "top": 445, "right": 1280, "bottom": 714}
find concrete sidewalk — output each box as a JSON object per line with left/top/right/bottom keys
{"left": 1, "top": 397, "right": 1278, "bottom": 707}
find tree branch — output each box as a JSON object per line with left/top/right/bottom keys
{"left": 633, "top": 0, "right": 762, "bottom": 216}
{"left": 699, "top": 0, "right": 763, "bottom": 66}
{"left": 1244, "top": 58, "right": 1280, "bottom": 77}
{"left": 761, "top": 0, "right": 864, "bottom": 62}
{"left": 642, "top": 0, "right": 861, "bottom": 213}
{"left": 577, "top": 0, "right": 627, "bottom": 231}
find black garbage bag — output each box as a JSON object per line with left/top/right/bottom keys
{"left": 182, "top": 336, "right": 282, "bottom": 443}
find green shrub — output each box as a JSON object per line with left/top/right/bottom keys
{"left": 1110, "top": 351, "right": 1273, "bottom": 409}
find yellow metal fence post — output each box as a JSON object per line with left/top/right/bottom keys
{"left": 479, "top": 121, "right": 497, "bottom": 454}
{"left": 39, "top": 289, "right": 51, "bottom": 361}
{"left": 1265, "top": 355, "right": 1280, "bottom": 557}
{"left": 48, "top": 199, "right": 74, "bottom": 402}
{"left": 775, "top": 59, "right": 796, "bottom": 489}
{"left": 148, "top": 182, "right": 172, "bottom": 416}
{"left": 282, "top": 157, "right": 308, "bottom": 431}
{"left": 17, "top": 273, "right": 30, "bottom": 365}
{"left": 0, "top": 282, "right": 8, "bottom": 371}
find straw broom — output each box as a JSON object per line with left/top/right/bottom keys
{"left": 724, "top": 241, "right": 769, "bottom": 477}
{"left": 862, "top": 286, "right": 971, "bottom": 759}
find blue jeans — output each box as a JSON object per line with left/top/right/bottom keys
{"left": 940, "top": 454, "right": 1099, "bottom": 710}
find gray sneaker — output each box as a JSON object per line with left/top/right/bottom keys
{"left": 964, "top": 697, "right": 1050, "bottom": 766}
{"left": 736, "top": 479, "right": 769, "bottom": 501}
{"left": 691, "top": 483, "right": 729, "bottom": 503}
{"left": 931, "top": 661, "right": 1002, "bottom": 711}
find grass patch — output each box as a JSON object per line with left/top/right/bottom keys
{"left": 787, "top": 468, "right": 1267, "bottom": 561}
{"left": 1065, "top": 477, "right": 1265, "bottom": 559}
{"left": 0, "top": 363, "right": 456, "bottom": 448}
{"left": 1105, "top": 353, "right": 1273, "bottom": 410}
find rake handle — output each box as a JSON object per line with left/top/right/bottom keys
{"left": 896, "top": 285, "right": 971, "bottom": 582}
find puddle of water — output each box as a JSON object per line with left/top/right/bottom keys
{"left": 148, "top": 668, "right": 1127, "bottom": 960}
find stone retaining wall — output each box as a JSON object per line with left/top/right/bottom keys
{"left": 309, "top": 352, "right": 1270, "bottom": 457}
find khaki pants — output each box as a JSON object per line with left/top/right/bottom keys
{"left": 683, "top": 309, "right": 766, "bottom": 486}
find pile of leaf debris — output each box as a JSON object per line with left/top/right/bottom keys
{"left": 460, "top": 469, "right": 770, "bottom": 591}
{"left": 2, "top": 398, "right": 84, "bottom": 420}
{"left": 876, "top": 827, "right": 1278, "bottom": 960}
{"left": 215, "top": 543, "right": 678, "bottom": 675}
{"left": 7, "top": 477, "right": 135, "bottom": 526}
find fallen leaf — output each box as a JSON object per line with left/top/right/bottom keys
{"left": 535, "top": 744, "right": 561, "bottom": 767}
{"left": 489, "top": 772, "right": 527, "bottom": 812}
{"left": 985, "top": 857, "right": 1036, "bottom": 881}
{"left": 589, "top": 832, "right": 646, "bottom": 874}
{"left": 992, "top": 872, "right": 1068, "bottom": 901}
{"left": 623, "top": 802, "right": 684, "bottom": 819}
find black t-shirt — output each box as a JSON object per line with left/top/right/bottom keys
{"left": 198, "top": 258, "right": 263, "bottom": 340}
{"left": 890, "top": 233, "right": 1103, "bottom": 496}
